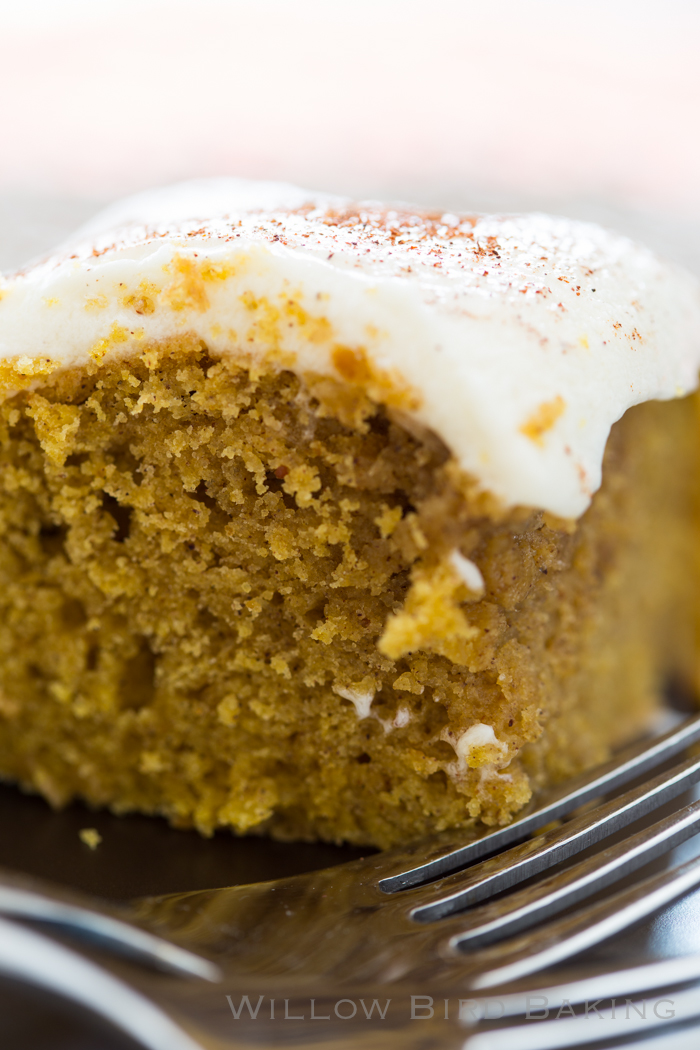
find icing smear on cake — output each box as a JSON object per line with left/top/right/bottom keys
{"left": 1, "top": 177, "right": 699, "bottom": 518}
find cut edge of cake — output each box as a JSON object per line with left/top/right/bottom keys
{"left": 0, "top": 180, "right": 698, "bottom": 847}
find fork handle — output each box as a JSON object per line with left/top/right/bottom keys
{"left": 0, "top": 867, "right": 219, "bottom": 981}
{"left": 0, "top": 914, "right": 204, "bottom": 1050}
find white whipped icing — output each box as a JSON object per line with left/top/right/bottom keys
{"left": 1, "top": 177, "right": 699, "bottom": 518}
{"left": 449, "top": 550, "right": 485, "bottom": 596}
{"left": 333, "top": 684, "right": 375, "bottom": 720}
{"left": 441, "top": 723, "right": 510, "bottom": 776}
{"left": 392, "top": 706, "right": 411, "bottom": 729}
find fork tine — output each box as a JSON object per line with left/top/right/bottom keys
{"left": 449, "top": 798, "right": 700, "bottom": 950}
{"left": 467, "top": 851, "right": 700, "bottom": 990}
{"left": 407, "top": 751, "right": 700, "bottom": 921}
{"left": 485, "top": 954, "right": 700, "bottom": 1019}
{"left": 463, "top": 980, "right": 700, "bottom": 1050}
{"left": 380, "top": 710, "right": 700, "bottom": 893}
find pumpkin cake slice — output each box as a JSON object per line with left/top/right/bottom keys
{"left": 0, "top": 179, "right": 699, "bottom": 848}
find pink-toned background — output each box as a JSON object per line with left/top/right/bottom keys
{"left": 1, "top": 0, "right": 699, "bottom": 269}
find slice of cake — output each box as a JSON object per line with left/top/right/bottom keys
{"left": 0, "top": 180, "right": 699, "bottom": 849}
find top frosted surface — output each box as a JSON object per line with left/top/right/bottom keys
{"left": 1, "top": 177, "right": 699, "bottom": 517}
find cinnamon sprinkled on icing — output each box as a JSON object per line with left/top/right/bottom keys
{"left": 1, "top": 178, "right": 699, "bottom": 517}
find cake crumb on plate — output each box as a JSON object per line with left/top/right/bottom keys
{"left": 79, "top": 828, "right": 102, "bottom": 850}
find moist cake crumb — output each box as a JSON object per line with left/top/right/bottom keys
{"left": 0, "top": 178, "right": 699, "bottom": 848}
{"left": 79, "top": 828, "right": 102, "bottom": 850}
{"left": 0, "top": 341, "right": 697, "bottom": 847}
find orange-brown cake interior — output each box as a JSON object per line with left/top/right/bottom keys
{"left": 0, "top": 338, "right": 698, "bottom": 847}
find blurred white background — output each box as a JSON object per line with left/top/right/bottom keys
{"left": 1, "top": 0, "right": 699, "bottom": 269}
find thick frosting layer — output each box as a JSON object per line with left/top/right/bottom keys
{"left": 1, "top": 177, "right": 700, "bottom": 518}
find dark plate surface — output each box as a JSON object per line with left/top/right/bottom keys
{"left": 0, "top": 780, "right": 369, "bottom": 903}
{"left": 0, "top": 782, "right": 371, "bottom": 1050}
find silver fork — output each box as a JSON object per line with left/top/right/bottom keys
{"left": 4, "top": 709, "right": 700, "bottom": 1050}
